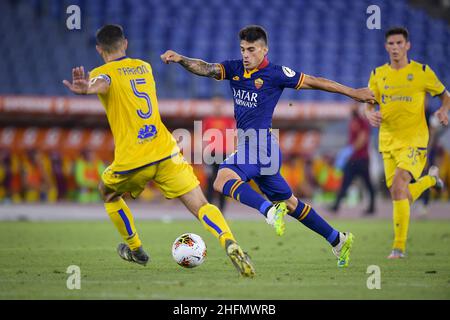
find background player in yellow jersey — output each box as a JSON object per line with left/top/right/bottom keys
{"left": 366, "top": 27, "right": 450, "bottom": 259}
{"left": 62, "top": 24, "right": 255, "bottom": 277}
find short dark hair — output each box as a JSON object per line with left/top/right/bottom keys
{"left": 96, "top": 24, "right": 125, "bottom": 52}
{"left": 239, "top": 25, "right": 268, "bottom": 45}
{"left": 385, "top": 26, "right": 409, "bottom": 42}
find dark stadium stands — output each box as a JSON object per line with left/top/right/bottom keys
{"left": 0, "top": 0, "right": 448, "bottom": 100}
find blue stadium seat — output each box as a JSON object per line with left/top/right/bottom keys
{"left": 0, "top": 0, "right": 448, "bottom": 99}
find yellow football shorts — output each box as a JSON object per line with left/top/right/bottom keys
{"left": 101, "top": 153, "right": 199, "bottom": 199}
{"left": 382, "top": 147, "right": 428, "bottom": 188}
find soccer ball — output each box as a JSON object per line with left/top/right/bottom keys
{"left": 172, "top": 233, "right": 207, "bottom": 268}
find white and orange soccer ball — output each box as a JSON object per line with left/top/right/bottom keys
{"left": 172, "top": 233, "right": 207, "bottom": 268}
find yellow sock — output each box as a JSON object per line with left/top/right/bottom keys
{"left": 392, "top": 199, "right": 410, "bottom": 252}
{"left": 198, "top": 203, "right": 236, "bottom": 248}
{"left": 104, "top": 198, "right": 142, "bottom": 250}
{"left": 408, "top": 176, "right": 435, "bottom": 203}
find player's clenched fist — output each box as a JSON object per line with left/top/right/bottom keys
{"left": 161, "top": 50, "right": 182, "bottom": 64}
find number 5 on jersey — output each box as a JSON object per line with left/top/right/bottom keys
{"left": 131, "top": 78, "right": 152, "bottom": 119}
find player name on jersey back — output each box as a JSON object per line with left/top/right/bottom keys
{"left": 117, "top": 64, "right": 150, "bottom": 76}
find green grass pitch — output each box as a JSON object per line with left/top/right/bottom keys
{"left": 1, "top": 219, "right": 449, "bottom": 299}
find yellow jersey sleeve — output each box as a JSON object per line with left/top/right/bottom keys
{"left": 423, "top": 65, "right": 445, "bottom": 96}
{"left": 89, "top": 66, "right": 111, "bottom": 94}
{"left": 368, "top": 69, "right": 380, "bottom": 104}
{"left": 89, "top": 67, "right": 100, "bottom": 79}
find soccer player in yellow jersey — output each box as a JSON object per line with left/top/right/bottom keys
{"left": 366, "top": 27, "right": 449, "bottom": 259}
{"left": 63, "top": 24, "right": 255, "bottom": 277}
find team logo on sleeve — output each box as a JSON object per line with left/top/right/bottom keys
{"left": 255, "top": 78, "right": 264, "bottom": 89}
{"left": 282, "top": 66, "right": 296, "bottom": 77}
{"left": 232, "top": 75, "right": 240, "bottom": 81}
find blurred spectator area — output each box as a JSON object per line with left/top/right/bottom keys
{"left": 0, "top": 0, "right": 448, "bottom": 100}
{"left": 410, "top": 0, "right": 450, "bottom": 24}
{"left": 0, "top": 124, "right": 324, "bottom": 202}
{"left": 2, "top": 116, "right": 449, "bottom": 204}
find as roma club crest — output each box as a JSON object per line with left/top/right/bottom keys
{"left": 255, "top": 78, "right": 264, "bottom": 89}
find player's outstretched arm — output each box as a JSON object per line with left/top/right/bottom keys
{"left": 161, "top": 50, "right": 222, "bottom": 79}
{"left": 63, "top": 66, "right": 109, "bottom": 95}
{"left": 301, "top": 74, "right": 375, "bottom": 103}
{"left": 435, "top": 90, "right": 450, "bottom": 126}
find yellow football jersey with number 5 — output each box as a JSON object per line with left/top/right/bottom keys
{"left": 89, "top": 56, "right": 179, "bottom": 172}
{"left": 368, "top": 60, "right": 445, "bottom": 152}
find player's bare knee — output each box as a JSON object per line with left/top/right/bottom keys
{"left": 213, "top": 177, "right": 224, "bottom": 193}
{"left": 390, "top": 182, "right": 407, "bottom": 200}
{"left": 214, "top": 169, "right": 241, "bottom": 193}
